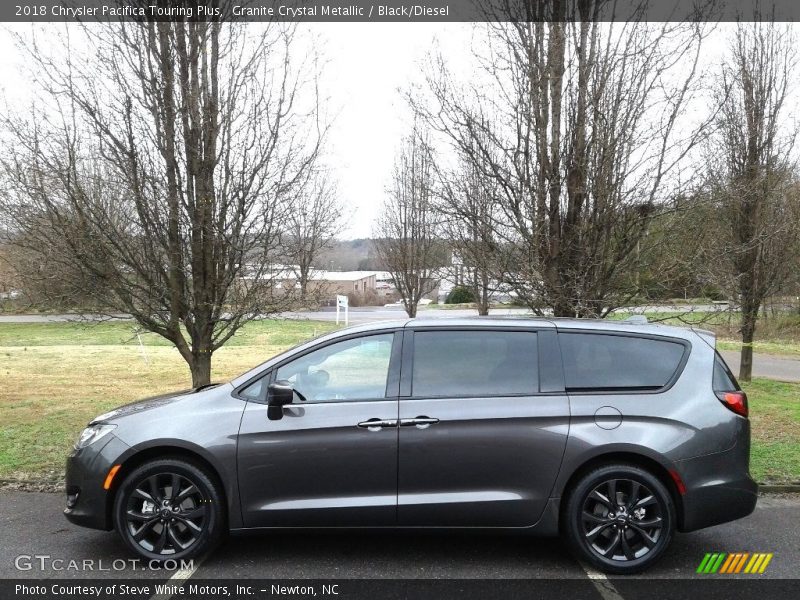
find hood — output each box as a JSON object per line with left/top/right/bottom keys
{"left": 89, "top": 383, "right": 224, "bottom": 424}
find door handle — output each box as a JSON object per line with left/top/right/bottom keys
{"left": 399, "top": 416, "right": 439, "bottom": 428}
{"left": 357, "top": 418, "right": 398, "bottom": 430}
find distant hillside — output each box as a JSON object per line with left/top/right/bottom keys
{"left": 314, "top": 239, "right": 386, "bottom": 271}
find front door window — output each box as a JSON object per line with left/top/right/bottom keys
{"left": 275, "top": 333, "right": 394, "bottom": 402}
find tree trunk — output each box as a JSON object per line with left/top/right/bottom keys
{"left": 738, "top": 307, "right": 757, "bottom": 382}
{"left": 405, "top": 300, "right": 417, "bottom": 318}
{"left": 552, "top": 300, "right": 576, "bottom": 318}
{"left": 477, "top": 297, "right": 489, "bottom": 316}
{"left": 188, "top": 350, "right": 213, "bottom": 388}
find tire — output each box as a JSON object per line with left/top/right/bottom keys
{"left": 563, "top": 464, "right": 676, "bottom": 574}
{"left": 113, "top": 458, "right": 225, "bottom": 562}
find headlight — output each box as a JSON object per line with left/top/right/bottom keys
{"left": 75, "top": 423, "right": 117, "bottom": 449}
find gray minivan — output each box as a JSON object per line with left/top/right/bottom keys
{"left": 64, "top": 317, "right": 757, "bottom": 573}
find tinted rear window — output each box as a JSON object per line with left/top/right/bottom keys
{"left": 559, "top": 333, "right": 686, "bottom": 392}
{"left": 412, "top": 330, "right": 538, "bottom": 397}
{"left": 713, "top": 351, "right": 740, "bottom": 392}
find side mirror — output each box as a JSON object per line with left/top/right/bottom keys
{"left": 267, "top": 380, "right": 294, "bottom": 420}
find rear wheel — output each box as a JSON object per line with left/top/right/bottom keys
{"left": 113, "top": 458, "right": 224, "bottom": 562}
{"left": 563, "top": 464, "right": 675, "bottom": 574}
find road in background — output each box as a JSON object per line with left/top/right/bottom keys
{"left": 0, "top": 304, "right": 727, "bottom": 324}
{"left": 719, "top": 351, "right": 800, "bottom": 383}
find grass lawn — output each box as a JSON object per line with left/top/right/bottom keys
{"left": 717, "top": 339, "right": 800, "bottom": 358}
{"left": 742, "top": 379, "right": 800, "bottom": 484}
{"left": 0, "top": 319, "right": 340, "bottom": 480}
{"left": 611, "top": 311, "right": 800, "bottom": 358}
{"left": 0, "top": 319, "right": 798, "bottom": 484}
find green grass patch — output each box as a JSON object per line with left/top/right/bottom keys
{"left": 0, "top": 319, "right": 339, "bottom": 481}
{"left": 741, "top": 379, "right": 800, "bottom": 483}
{"left": 717, "top": 339, "right": 800, "bottom": 359}
{"left": 608, "top": 311, "right": 800, "bottom": 358}
{"left": 0, "top": 319, "right": 340, "bottom": 348}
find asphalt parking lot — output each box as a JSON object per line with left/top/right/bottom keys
{"left": 1, "top": 492, "right": 797, "bottom": 583}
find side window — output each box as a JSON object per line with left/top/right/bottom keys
{"left": 275, "top": 333, "right": 394, "bottom": 403}
{"left": 713, "top": 351, "right": 740, "bottom": 392}
{"left": 412, "top": 330, "right": 538, "bottom": 397}
{"left": 239, "top": 377, "right": 267, "bottom": 402}
{"left": 559, "top": 333, "right": 686, "bottom": 392}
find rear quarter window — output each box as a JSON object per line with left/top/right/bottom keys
{"left": 559, "top": 332, "right": 687, "bottom": 392}
{"left": 713, "top": 351, "right": 740, "bottom": 392}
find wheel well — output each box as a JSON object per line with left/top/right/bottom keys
{"left": 559, "top": 452, "right": 684, "bottom": 530}
{"left": 105, "top": 446, "right": 227, "bottom": 530}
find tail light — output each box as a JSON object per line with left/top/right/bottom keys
{"left": 716, "top": 390, "right": 748, "bottom": 417}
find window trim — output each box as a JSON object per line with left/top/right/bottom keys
{"left": 557, "top": 329, "right": 691, "bottom": 395}
{"left": 403, "top": 326, "right": 545, "bottom": 400}
{"left": 232, "top": 329, "right": 402, "bottom": 404}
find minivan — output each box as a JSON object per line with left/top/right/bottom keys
{"left": 65, "top": 317, "right": 757, "bottom": 573}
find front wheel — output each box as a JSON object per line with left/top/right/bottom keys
{"left": 563, "top": 464, "right": 676, "bottom": 574}
{"left": 113, "top": 458, "right": 224, "bottom": 562}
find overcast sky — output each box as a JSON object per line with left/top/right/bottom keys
{"left": 0, "top": 22, "right": 476, "bottom": 239}
{"left": 0, "top": 22, "right": 777, "bottom": 239}
{"left": 304, "top": 23, "right": 475, "bottom": 238}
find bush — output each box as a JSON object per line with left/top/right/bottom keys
{"left": 346, "top": 292, "right": 362, "bottom": 307}
{"left": 446, "top": 286, "right": 476, "bottom": 304}
{"left": 344, "top": 290, "right": 384, "bottom": 307}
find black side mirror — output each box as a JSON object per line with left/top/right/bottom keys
{"left": 267, "top": 380, "right": 294, "bottom": 420}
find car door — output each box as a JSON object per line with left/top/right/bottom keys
{"left": 397, "top": 327, "right": 570, "bottom": 527}
{"left": 236, "top": 330, "right": 401, "bottom": 528}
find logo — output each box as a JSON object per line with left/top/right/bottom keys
{"left": 697, "top": 552, "right": 773, "bottom": 574}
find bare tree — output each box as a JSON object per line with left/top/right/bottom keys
{"left": 412, "top": 2, "right": 712, "bottom": 317}
{"left": 436, "top": 148, "right": 504, "bottom": 315}
{"left": 0, "top": 20, "right": 324, "bottom": 386}
{"left": 283, "top": 170, "right": 344, "bottom": 301}
{"left": 707, "top": 19, "right": 800, "bottom": 381}
{"left": 374, "top": 126, "right": 441, "bottom": 318}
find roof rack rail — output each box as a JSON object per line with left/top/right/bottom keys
{"left": 622, "top": 315, "right": 648, "bottom": 324}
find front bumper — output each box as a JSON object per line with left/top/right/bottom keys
{"left": 64, "top": 434, "right": 129, "bottom": 531}
{"left": 677, "top": 438, "right": 758, "bottom": 532}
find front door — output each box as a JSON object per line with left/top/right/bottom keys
{"left": 397, "top": 328, "right": 570, "bottom": 527}
{"left": 237, "top": 332, "right": 401, "bottom": 528}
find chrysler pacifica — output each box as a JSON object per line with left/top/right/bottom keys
{"left": 64, "top": 317, "right": 757, "bottom": 573}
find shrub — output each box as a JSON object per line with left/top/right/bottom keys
{"left": 446, "top": 286, "right": 476, "bottom": 304}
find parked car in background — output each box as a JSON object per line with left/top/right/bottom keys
{"left": 64, "top": 317, "right": 756, "bottom": 573}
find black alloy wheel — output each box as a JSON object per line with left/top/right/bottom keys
{"left": 114, "top": 458, "right": 224, "bottom": 562}
{"left": 564, "top": 464, "right": 675, "bottom": 574}
{"left": 582, "top": 478, "right": 664, "bottom": 561}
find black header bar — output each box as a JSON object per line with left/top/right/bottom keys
{"left": 5, "top": 1, "right": 800, "bottom": 23}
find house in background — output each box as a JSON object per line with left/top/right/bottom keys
{"left": 240, "top": 266, "right": 383, "bottom": 304}
{"left": 307, "top": 271, "right": 377, "bottom": 296}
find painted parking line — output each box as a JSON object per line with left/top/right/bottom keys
{"left": 580, "top": 562, "right": 625, "bottom": 600}
{"left": 148, "top": 557, "right": 203, "bottom": 600}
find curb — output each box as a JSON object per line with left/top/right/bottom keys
{"left": 759, "top": 484, "right": 800, "bottom": 493}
